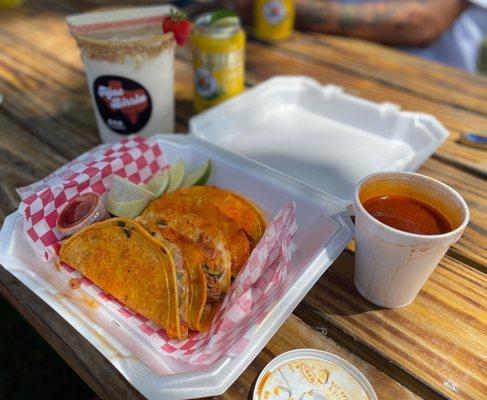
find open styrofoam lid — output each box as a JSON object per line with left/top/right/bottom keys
{"left": 190, "top": 76, "right": 449, "bottom": 202}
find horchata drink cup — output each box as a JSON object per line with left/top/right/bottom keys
{"left": 67, "top": 6, "right": 176, "bottom": 143}
{"left": 353, "top": 172, "right": 469, "bottom": 308}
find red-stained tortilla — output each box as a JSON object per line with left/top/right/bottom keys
{"left": 59, "top": 218, "right": 188, "bottom": 339}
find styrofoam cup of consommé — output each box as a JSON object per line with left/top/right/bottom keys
{"left": 353, "top": 172, "right": 469, "bottom": 308}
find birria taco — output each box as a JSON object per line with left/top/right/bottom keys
{"left": 170, "top": 186, "right": 266, "bottom": 247}
{"left": 144, "top": 223, "right": 221, "bottom": 332}
{"left": 137, "top": 205, "right": 233, "bottom": 298}
{"left": 138, "top": 190, "right": 252, "bottom": 278}
{"left": 59, "top": 218, "right": 189, "bottom": 339}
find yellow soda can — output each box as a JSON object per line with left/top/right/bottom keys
{"left": 254, "top": 0, "right": 295, "bottom": 41}
{"left": 191, "top": 11, "right": 246, "bottom": 112}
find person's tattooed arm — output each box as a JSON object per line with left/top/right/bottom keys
{"left": 295, "top": 0, "right": 468, "bottom": 46}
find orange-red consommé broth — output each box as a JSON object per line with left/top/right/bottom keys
{"left": 362, "top": 194, "right": 453, "bottom": 235}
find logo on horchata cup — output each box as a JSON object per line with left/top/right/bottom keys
{"left": 263, "top": 0, "right": 287, "bottom": 24}
{"left": 93, "top": 76, "right": 152, "bottom": 135}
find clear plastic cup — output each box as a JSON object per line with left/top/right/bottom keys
{"left": 68, "top": 7, "right": 176, "bottom": 143}
{"left": 353, "top": 172, "right": 469, "bottom": 308}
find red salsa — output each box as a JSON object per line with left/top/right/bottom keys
{"left": 362, "top": 194, "right": 452, "bottom": 235}
{"left": 57, "top": 193, "right": 98, "bottom": 230}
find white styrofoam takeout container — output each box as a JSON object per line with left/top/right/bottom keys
{"left": 190, "top": 76, "right": 449, "bottom": 202}
{"left": 0, "top": 134, "right": 354, "bottom": 400}
{"left": 1, "top": 76, "right": 448, "bottom": 399}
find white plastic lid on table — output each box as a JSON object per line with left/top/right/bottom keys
{"left": 190, "top": 76, "right": 449, "bottom": 202}
{"left": 253, "top": 349, "right": 377, "bottom": 400}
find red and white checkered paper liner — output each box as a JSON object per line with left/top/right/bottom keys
{"left": 17, "top": 136, "right": 164, "bottom": 260}
{"left": 16, "top": 135, "right": 297, "bottom": 365}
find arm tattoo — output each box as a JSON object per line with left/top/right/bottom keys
{"left": 294, "top": 0, "right": 467, "bottom": 45}
{"left": 296, "top": 0, "right": 404, "bottom": 33}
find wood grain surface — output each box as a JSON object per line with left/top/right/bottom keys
{"left": 0, "top": 1, "right": 486, "bottom": 400}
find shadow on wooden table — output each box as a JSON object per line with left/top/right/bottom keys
{"left": 0, "top": 295, "right": 96, "bottom": 400}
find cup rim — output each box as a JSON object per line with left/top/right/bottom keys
{"left": 76, "top": 29, "right": 174, "bottom": 49}
{"left": 354, "top": 171, "right": 469, "bottom": 240}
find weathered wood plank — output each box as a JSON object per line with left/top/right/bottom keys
{"left": 0, "top": 113, "right": 70, "bottom": 220}
{"left": 418, "top": 159, "right": 487, "bottom": 270}
{"left": 277, "top": 33, "right": 487, "bottom": 114}
{"left": 295, "top": 250, "right": 487, "bottom": 400}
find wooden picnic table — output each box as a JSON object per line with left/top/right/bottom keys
{"left": 0, "top": 1, "right": 486, "bottom": 399}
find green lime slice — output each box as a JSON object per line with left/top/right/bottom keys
{"left": 106, "top": 175, "right": 155, "bottom": 218}
{"left": 181, "top": 160, "right": 211, "bottom": 187}
{"left": 105, "top": 195, "right": 151, "bottom": 219}
{"left": 210, "top": 9, "right": 238, "bottom": 27}
{"left": 142, "top": 169, "right": 169, "bottom": 197}
{"left": 167, "top": 159, "right": 185, "bottom": 192}
{"left": 109, "top": 175, "right": 155, "bottom": 202}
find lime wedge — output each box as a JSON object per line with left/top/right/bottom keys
{"left": 106, "top": 196, "right": 151, "bottom": 219}
{"left": 109, "top": 175, "right": 155, "bottom": 202}
{"left": 142, "top": 169, "right": 169, "bottom": 197}
{"left": 106, "top": 175, "right": 155, "bottom": 218}
{"left": 167, "top": 159, "right": 185, "bottom": 192}
{"left": 210, "top": 9, "right": 238, "bottom": 27}
{"left": 181, "top": 160, "right": 211, "bottom": 187}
